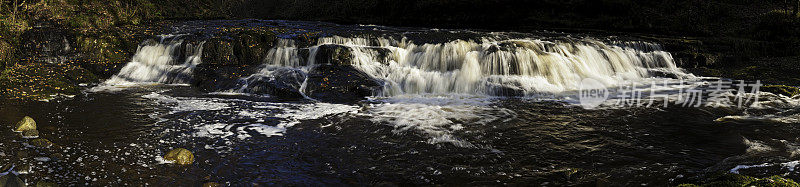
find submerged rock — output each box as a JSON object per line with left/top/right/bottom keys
{"left": 305, "top": 64, "right": 383, "bottom": 103}
{"left": 0, "top": 173, "right": 25, "bottom": 187}
{"left": 14, "top": 116, "right": 36, "bottom": 132}
{"left": 163, "top": 148, "right": 194, "bottom": 165}
{"left": 30, "top": 139, "right": 52, "bottom": 148}
{"left": 239, "top": 68, "right": 307, "bottom": 98}
{"left": 21, "top": 130, "right": 39, "bottom": 139}
{"left": 202, "top": 182, "right": 221, "bottom": 187}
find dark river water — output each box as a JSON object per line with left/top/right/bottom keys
{"left": 2, "top": 86, "right": 799, "bottom": 186}
{"left": 2, "top": 20, "right": 800, "bottom": 186}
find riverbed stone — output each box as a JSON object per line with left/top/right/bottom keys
{"left": 762, "top": 85, "right": 800, "bottom": 97}
{"left": 0, "top": 163, "right": 11, "bottom": 172}
{"left": 35, "top": 181, "right": 57, "bottom": 187}
{"left": 305, "top": 64, "right": 383, "bottom": 103}
{"left": 21, "top": 130, "right": 39, "bottom": 139}
{"left": 238, "top": 68, "right": 307, "bottom": 98}
{"left": 164, "top": 148, "right": 194, "bottom": 165}
{"left": 15, "top": 164, "right": 31, "bottom": 174}
{"left": 314, "top": 44, "right": 354, "bottom": 65}
{"left": 0, "top": 173, "right": 25, "bottom": 187}
{"left": 30, "top": 139, "right": 53, "bottom": 148}
{"left": 14, "top": 116, "right": 37, "bottom": 132}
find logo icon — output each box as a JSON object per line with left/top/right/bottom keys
{"left": 579, "top": 78, "right": 609, "bottom": 109}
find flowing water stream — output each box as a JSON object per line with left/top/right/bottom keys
{"left": 2, "top": 20, "right": 800, "bottom": 186}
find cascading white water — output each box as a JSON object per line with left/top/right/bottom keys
{"left": 104, "top": 36, "right": 204, "bottom": 85}
{"left": 257, "top": 35, "right": 690, "bottom": 96}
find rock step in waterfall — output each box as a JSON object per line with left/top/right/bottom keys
{"left": 100, "top": 33, "right": 690, "bottom": 103}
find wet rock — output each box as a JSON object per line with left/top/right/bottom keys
{"left": 192, "top": 64, "right": 259, "bottom": 92}
{"left": 202, "top": 38, "right": 239, "bottom": 65}
{"left": 20, "top": 26, "right": 77, "bottom": 64}
{"left": 201, "top": 32, "right": 276, "bottom": 66}
{"left": 314, "top": 44, "right": 353, "bottom": 65}
{"left": 14, "top": 116, "right": 37, "bottom": 132}
{"left": 202, "top": 182, "right": 221, "bottom": 187}
{"left": 239, "top": 68, "right": 307, "bottom": 98}
{"left": 0, "top": 163, "right": 11, "bottom": 172}
{"left": 0, "top": 173, "right": 25, "bottom": 187}
{"left": 15, "top": 151, "right": 28, "bottom": 158}
{"left": 305, "top": 64, "right": 383, "bottom": 103}
{"left": 49, "top": 153, "right": 63, "bottom": 161}
{"left": 762, "top": 85, "right": 800, "bottom": 97}
{"left": 30, "top": 139, "right": 52, "bottom": 148}
{"left": 15, "top": 165, "right": 31, "bottom": 174}
{"left": 20, "top": 130, "right": 39, "bottom": 139}
{"left": 35, "top": 181, "right": 57, "bottom": 187}
{"left": 163, "top": 148, "right": 194, "bottom": 165}
{"left": 745, "top": 175, "right": 800, "bottom": 186}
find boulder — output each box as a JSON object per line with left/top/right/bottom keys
{"left": 201, "top": 32, "right": 276, "bottom": 66}
{"left": 30, "top": 139, "right": 53, "bottom": 148}
{"left": 164, "top": 148, "right": 194, "bottom": 165}
{"left": 21, "top": 130, "right": 39, "bottom": 139}
{"left": 192, "top": 64, "right": 259, "bottom": 92}
{"left": 305, "top": 64, "right": 383, "bottom": 103}
{"left": 239, "top": 68, "right": 307, "bottom": 98}
{"left": 14, "top": 117, "right": 36, "bottom": 133}
{"left": 314, "top": 44, "right": 353, "bottom": 65}
{"left": 0, "top": 173, "right": 25, "bottom": 187}
{"left": 35, "top": 181, "right": 57, "bottom": 187}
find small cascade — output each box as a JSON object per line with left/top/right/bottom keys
{"left": 104, "top": 35, "right": 204, "bottom": 85}
{"left": 243, "top": 35, "right": 689, "bottom": 97}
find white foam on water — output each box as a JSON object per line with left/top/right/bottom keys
{"left": 142, "top": 92, "right": 229, "bottom": 112}
{"left": 730, "top": 163, "right": 771, "bottom": 174}
{"left": 716, "top": 93, "right": 800, "bottom": 124}
{"left": 272, "top": 103, "right": 360, "bottom": 127}
{"left": 365, "top": 95, "right": 516, "bottom": 147}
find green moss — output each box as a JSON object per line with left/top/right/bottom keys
{"left": 679, "top": 173, "right": 800, "bottom": 187}
{"left": 762, "top": 85, "right": 800, "bottom": 97}
{"left": 745, "top": 175, "right": 800, "bottom": 187}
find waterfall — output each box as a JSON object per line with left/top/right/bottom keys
{"left": 104, "top": 35, "right": 204, "bottom": 85}
{"left": 250, "top": 36, "right": 688, "bottom": 97}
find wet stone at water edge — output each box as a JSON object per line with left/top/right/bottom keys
{"left": 21, "top": 130, "right": 39, "bottom": 139}
{"left": 13, "top": 116, "right": 37, "bottom": 132}
{"left": 0, "top": 173, "right": 25, "bottom": 187}
{"left": 30, "top": 138, "right": 53, "bottom": 148}
{"left": 164, "top": 148, "right": 195, "bottom": 165}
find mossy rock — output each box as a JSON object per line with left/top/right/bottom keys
{"left": 762, "top": 85, "right": 800, "bottom": 97}
{"left": 164, "top": 148, "right": 194, "bottom": 165}
{"left": 14, "top": 116, "right": 37, "bottom": 132}
{"left": 704, "top": 173, "right": 758, "bottom": 185}
{"left": 30, "top": 138, "right": 53, "bottom": 148}
{"left": 0, "top": 173, "right": 25, "bottom": 187}
{"left": 21, "top": 130, "right": 39, "bottom": 139}
{"left": 744, "top": 175, "right": 800, "bottom": 187}
{"left": 684, "top": 173, "right": 800, "bottom": 187}
{"left": 35, "top": 181, "right": 57, "bottom": 187}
